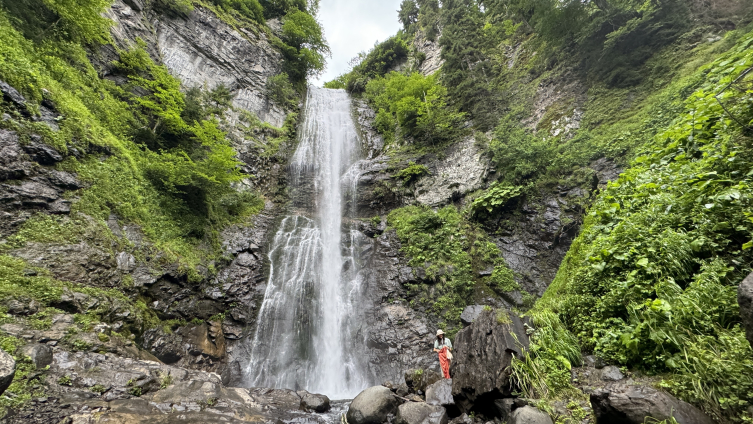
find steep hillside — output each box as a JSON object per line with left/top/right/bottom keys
{"left": 0, "top": 0, "right": 326, "bottom": 419}
{"left": 329, "top": 0, "right": 753, "bottom": 421}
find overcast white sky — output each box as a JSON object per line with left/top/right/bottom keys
{"left": 311, "top": 0, "right": 404, "bottom": 87}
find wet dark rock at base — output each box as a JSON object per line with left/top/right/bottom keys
{"left": 599, "top": 365, "right": 624, "bottom": 382}
{"left": 589, "top": 381, "right": 714, "bottom": 424}
{"left": 1, "top": 349, "right": 336, "bottom": 424}
{"left": 20, "top": 343, "right": 54, "bottom": 369}
{"left": 425, "top": 379, "right": 453, "bottom": 408}
{"left": 451, "top": 310, "right": 529, "bottom": 414}
{"left": 300, "top": 392, "right": 331, "bottom": 413}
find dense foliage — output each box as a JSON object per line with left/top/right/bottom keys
{"left": 324, "top": 33, "right": 410, "bottom": 92}
{"left": 388, "top": 205, "right": 520, "bottom": 332}
{"left": 0, "top": 0, "right": 269, "bottom": 274}
{"left": 359, "top": 0, "right": 753, "bottom": 421}
{"left": 533, "top": 32, "right": 753, "bottom": 422}
{"left": 364, "top": 72, "right": 465, "bottom": 146}
{"left": 277, "top": 7, "right": 329, "bottom": 83}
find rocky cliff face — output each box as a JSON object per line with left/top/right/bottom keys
{"left": 1, "top": 0, "right": 291, "bottom": 401}
{"left": 346, "top": 76, "right": 622, "bottom": 380}
{"left": 105, "top": 0, "right": 287, "bottom": 127}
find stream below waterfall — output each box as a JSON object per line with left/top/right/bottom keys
{"left": 242, "top": 87, "right": 372, "bottom": 399}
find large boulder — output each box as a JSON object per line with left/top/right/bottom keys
{"left": 590, "top": 382, "right": 714, "bottom": 424}
{"left": 511, "top": 406, "right": 553, "bottom": 424}
{"left": 738, "top": 271, "right": 753, "bottom": 346}
{"left": 396, "top": 402, "right": 449, "bottom": 424}
{"left": 405, "top": 368, "right": 442, "bottom": 393}
{"left": 300, "top": 391, "right": 330, "bottom": 412}
{"left": 451, "top": 309, "right": 529, "bottom": 413}
{"left": 20, "top": 344, "right": 53, "bottom": 369}
{"left": 426, "top": 379, "right": 454, "bottom": 407}
{"left": 347, "top": 386, "right": 399, "bottom": 424}
{"left": 0, "top": 349, "right": 15, "bottom": 396}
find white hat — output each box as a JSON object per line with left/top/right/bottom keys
{"left": 436, "top": 329, "right": 445, "bottom": 336}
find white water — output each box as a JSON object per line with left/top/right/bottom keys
{"left": 243, "top": 87, "right": 369, "bottom": 398}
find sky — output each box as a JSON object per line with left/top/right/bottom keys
{"left": 311, "top": 0, "right": 404, "bottom": 87}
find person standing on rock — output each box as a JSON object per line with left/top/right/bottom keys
{"left": 433, "top": 329, "right": 453, "bottom": 379}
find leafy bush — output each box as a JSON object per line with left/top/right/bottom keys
{"left": 208, "top": 0, "right": 265, "bottom": 23}
{"left": 277, "top": 8, "right": 329, "bottom": 83}
{"left": 260, "top": 0, "right": 307, "bottom": 19}
{"left": 471, "top": 184, "right": 523, "bottom": 217}
{"left": 151, "top": 0, "right": 194, "bottom": 17}
{"left": 325, "top": 33, "right": 410, "bottom": 93}
{"left": 266, "top": 73, "right": 298, "bottom": 108}
{"left": 395, "top": 161, "right": 429, "bottom": 184}
{"left": 364, "top": 72, "right": 465, "bottom": 145}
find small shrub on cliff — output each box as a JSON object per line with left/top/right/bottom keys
{"left": 395, "top": 161, "right": 429, "bottom": 184}
{"left": 266, "top": 73, "right": 298, "bottom": 109}
{"left": 388, "top": 205, "right": 518, "bottom": 328}
{"left": 471, "top": 184, "right": 524, "bottom": 217}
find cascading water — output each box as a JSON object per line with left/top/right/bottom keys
{"left": 243, "top": 87, "right": 370, "bottom": 398}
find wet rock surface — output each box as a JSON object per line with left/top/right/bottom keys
{"left": 413, "top": 137, "right": 490, "bottom": 208}
{"left": 357, "top": 229, "right": 443, "bottom": 383}
{"left": 459, "top": 306, "right": 485, "bottom": 327}
{"left": 451, "top": 310, "right": 529, "bottom": 414}
{"left": 2, "top": 349, "right": 335, "bottom": 424}
{"left": 346, "top": 385, "right": 399, "bottom": 424}
{"left": 0, "top": 129, "right": 82, "bottom": 237}
{"left": 494, "top": 159, "right": 621, "bottom": 297}
{"left": 425, "top": 379, "right": 453, "bottom": 408}
{"left": 589, "top": 381, "right": 714, "bottom": 424}
{"left": 396, "top": 401, "right": 449, "bottom": 424}
{"left": 511, "top": 406, "right": 554, "bottom": 424}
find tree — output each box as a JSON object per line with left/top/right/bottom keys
{"left": 279, "top": 8, "right": 330, "bottom": 82}
{"left": 417, "top": 0, "right": 441, "bottom": 40}
{"left": 399, "top": 0, "right": 419, "bottom": 32}
{"left": 260, "top": 0, "right": 307, "bottom": 18}
{"left": 439, "top": 0, "right": 498, "bottom": 130}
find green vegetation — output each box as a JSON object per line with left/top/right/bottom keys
{"left": 90, "top": 384, "right": 107, "bottom": 394}
{"left": 470, "top": 184, "right": 523, "bottom": 217}
{"left": 525, "top": 31, "right": 753, "bottom": 422}
{"left": 395, "top": 161, "right": 429, "bottom": 184}
{"left": 365, "top": 72, "right": 465, "bottom": 146}
{"left": 362, "top": 0, "right": 753, "bottom": 421}
{"left": 388, "top": 205, "right": 520, "bottom": 331}
{"left": 0, "top": 0, "right": 273, "bottom": 275}
{"left": 276, "top": 7, "right": 329, "bottom": 84}
{"left": 325, "top": 33, "right": 410, "bottom": 93}
{"left": 0, "top": 336, "right": 45, "bottom": 413}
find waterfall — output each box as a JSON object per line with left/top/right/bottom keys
{"left": 243, "top": 87, "right": 370, "bottom": 398}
